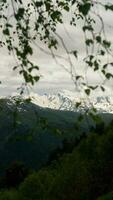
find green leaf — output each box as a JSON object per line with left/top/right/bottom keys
{"left": 100, "top": 86, "right": 105, "bottom": 92}
{"left": 85, "top": 89, "right": 90, "bottom": 96}
{"left": 51, "top": 11, "right": 61, "bottom": 21}
{"left": 13, "top": 66, "right": 18, "bottom": 71}
{"left": 101, "top": 69, "right": 106, "bottom": 75}
{"left": 35, "top": 1, "right": 43, "bottom": 7}
{"left": 105, "top": 4, "right": 113, "bottom": 11}
{"left": 72, "top": 0, "right": 76, "bottom": 5}
{"left": 6, "top": 23, "right": 13, "bottom": 28}
{"left": 96, "top": 35, "right": 101, "bottom": 43}
{"left": 100, "top": 50, "right": 105, "bottom": 56}
{"left": 27, "top": 45, "right": 33, "bottom": 55}
{"left": 64, "top": 5, "right": 69, "bottom": 12}
{"left": 103, "top": 64, "right": 108, "bottom": 69}
{"left": 45, "top": 2, "right": 51, "bottom": 11}
{"left": 85, "top": 39, "right": 93, "bottom": 46}
{"left": 72, "top": 50, "right": 78, "bottom": 58}
{"left": 89, "top": 55, "right": 94, "bottom": 60}
{"left": 79, "top": 3, "right": 91, "bottom": 16}
{"left": 89, "top": 85, "right": 98, "bottom": 90}
{"left": 15, "top": 8, "right": 25, "bottom": 20}
{"left": 103, "top": 40, "right": 111, "bottom": 48}
{"left": 86, "top": 61, "right": 93, "bottom": 67}
{"left": 3, "top": 28, "right": 9, "bottom": 35}
{"left": 106, "top": 73, "right": 113, "bottom": 79}
{"left": 76, "top": 76, "right": 83, "bottom": 80}
{"left": 34, "top": 76, "right": 40, "bottom": 82}
{"left": 76, "top": 102, "right": 81, "bottom": 108}
{"left": 94, "top": 60, "right": 99, "bottom": 71}
{"left": 83, "top": 25, "right": 93, "bottom": 32}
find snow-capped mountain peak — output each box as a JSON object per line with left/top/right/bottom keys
{"left": 28, "top": 90, "right": 113, "bottom": 113}
{"left": 1, "top": 90, "right": 113, "bottom": 113}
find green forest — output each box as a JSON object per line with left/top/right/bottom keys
{"left": 0, "top": 101, "right": 113, "bottom": 200}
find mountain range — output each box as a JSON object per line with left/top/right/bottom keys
{"left": 0, "top": 90, "right": 113, "bottom": 174}
{"left": 0, "top": 97, "right": 88, "bottom": 174}
{"left": 28, "top": 90, "right": 113, "bottom": 113}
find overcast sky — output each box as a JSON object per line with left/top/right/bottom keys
{"left": 0, "top": 1, "right": 113, "bottom": 97}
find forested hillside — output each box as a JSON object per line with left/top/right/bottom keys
{"left": 0, "top": 118, "right": 113, "bottom": 200}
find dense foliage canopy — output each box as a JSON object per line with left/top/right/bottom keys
{"left": 1, "top": 0, "right": 113, "bottom": 94}
{"left": 0, "top": 121, "right": 113, "bottom": 200}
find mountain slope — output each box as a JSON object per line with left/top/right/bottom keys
{"left": 0, "top": 98, "right": 84, "bottom": 174}
{"left": 0, "top": 97, "right": 113, "bottom": 174}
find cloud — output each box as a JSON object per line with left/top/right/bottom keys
{"left": 0, "top": 2, "right": 113, "bottom": 96}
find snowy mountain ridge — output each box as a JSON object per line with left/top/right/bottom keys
{"left": 29, "top": 90, "right": 113, "bottom": 113}
{"left": 1, "top": 90, "right": 113, "bottom": 113}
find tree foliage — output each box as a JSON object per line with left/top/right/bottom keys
{"left": 0, "top": 0, "right": 113, "bottom": 94}
{"left": 1, "top": 122, "right": 113, "bottom": 199}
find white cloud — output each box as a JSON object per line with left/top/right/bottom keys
{"left": 0, "top": 1, "right": 113, "bottom": 96}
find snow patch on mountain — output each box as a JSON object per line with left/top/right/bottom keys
{"left": 1, "top": 89, "right": 113, "bottom": 113}
{"left": 29, "top": 90, "right": 113, "bottom": 113}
